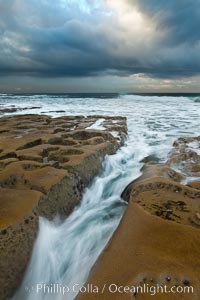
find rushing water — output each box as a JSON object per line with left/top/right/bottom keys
{"left": 1, "top": 94, "right": 200, "bottom": 300}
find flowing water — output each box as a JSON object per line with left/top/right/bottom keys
{"left": 1, "top": 94, "right": 200, "bottom": 300}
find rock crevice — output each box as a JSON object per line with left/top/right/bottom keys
{"left": 77, "top": 136, "right": 200, "bottom": 300}
{"left": 0, "top": 114, "right": 127, "bottom": 300}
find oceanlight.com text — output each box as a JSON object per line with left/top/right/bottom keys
{"left": 25, "top": 282, "right": 194, "bottom": 296}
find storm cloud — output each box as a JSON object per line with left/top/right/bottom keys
{"left": 0, "top": 0, "right": 200, "bottom": 90}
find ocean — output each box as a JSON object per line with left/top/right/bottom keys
{"left": 1, "top": 93, "right": 200, "bottom": 162}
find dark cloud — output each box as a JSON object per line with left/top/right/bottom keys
{"left": 134, "top": 0, "right": 200, "bottom": 44}
{"left": 0, "top": 0, "right": 200, "bottom": 82}
{"left": 131, "top": 0, "right": 200, "bottom": 77}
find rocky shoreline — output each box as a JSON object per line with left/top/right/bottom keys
{"left": 77, "top": 136, "right": 200, "bottom": 300}
{"left": 0, "top": 114, "right": 127, "bottom": 300}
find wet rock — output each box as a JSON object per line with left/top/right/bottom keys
{"left": 0, "top": 114, "right": 127, "bottom": 300}
{"left": 0, "top": 108, "right": 18, "bottom": 113}
{"left": 140, "top": 154, "right": 160, "bottom": 164}
{"left": 182, "top": 279, "right": 190, "bottom": 286}
{"left": 77, "top": 202, "right": 200, "bottom": 300}
{"left": 78, "top": 135, "right": 200, "bottom": 300}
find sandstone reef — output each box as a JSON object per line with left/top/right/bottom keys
{"left": 77, "top": 136, "right": 200, "bottom": 300}
{"left": 0, "top": 114, "right": 127, "bottom": 300}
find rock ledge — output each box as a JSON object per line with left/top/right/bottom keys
{"left": 0, "top": 114, "right": 127, "bottom": 300}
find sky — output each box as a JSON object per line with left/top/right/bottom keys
{"left": 0, "top": 0, "right": 200, "bottom": 93}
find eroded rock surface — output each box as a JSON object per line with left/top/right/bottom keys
{"left": 77, "top": 136, "right": 200, "bottom": 300}
{"left": 0, "top": 114, "right": 127, "bottom": 300}
{"left": 122, "top": 136, "right": 200, "bottom": 228}
{"left": 0, "top": 107, "right": 43, "bottom": 116}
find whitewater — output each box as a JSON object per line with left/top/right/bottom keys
{"left": 1, "top": 94, "right": 200, "bottom": 300}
